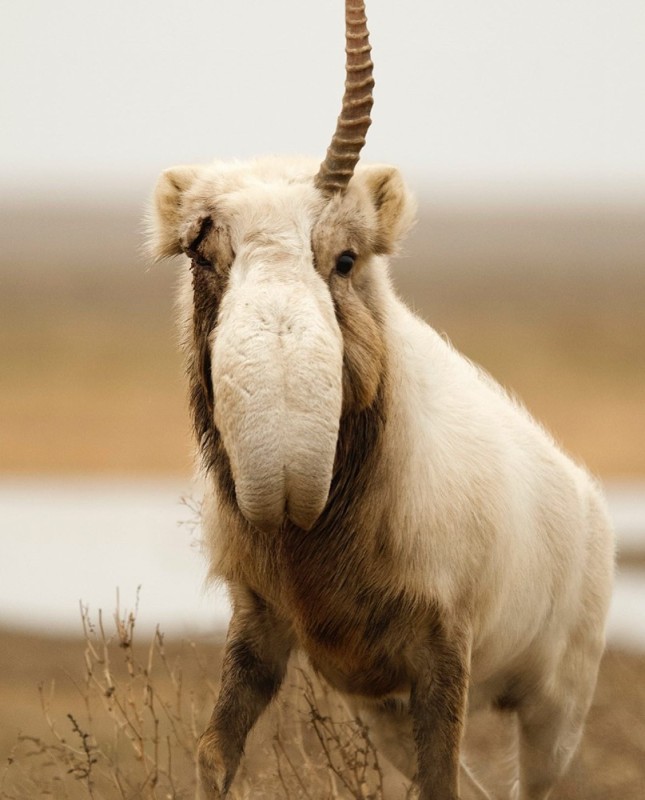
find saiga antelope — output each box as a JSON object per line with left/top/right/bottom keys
{"left": 149, "top": 2, "right": 614, "bottom": 797}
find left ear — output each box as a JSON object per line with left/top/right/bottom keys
{"left": 147, "top": 164, "right": 207, "bottom": 261}
{"left": 358, "top": 165, "right": 417, "bottom": 255}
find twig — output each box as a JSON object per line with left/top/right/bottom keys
{"left": 273, "top": 730, "right": 313, "bottom": 800}
{"left": 66, "top": 714, "right": 98, "bottom": 798}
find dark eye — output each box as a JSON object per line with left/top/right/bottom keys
{"left": 335, "top": 250, "right": 356, "bottom": 276}
{"left": 186, "top": 217, "right": 214, "bottom": 270}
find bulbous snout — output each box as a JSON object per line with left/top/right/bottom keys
{"left": 211, "top": 274, "right": 343, "bottom": 532}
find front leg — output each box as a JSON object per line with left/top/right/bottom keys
{"left": 410, "top": 626, "right": 470, "bottom": 800}
{"left": 197, "top": 585, "right": 294, "bottom": 799}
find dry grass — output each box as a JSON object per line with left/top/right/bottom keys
{"left": 0, "top": 604, "right": 412, "bottom": 800}
{"left": 1, "top": 605, "right": 644, "bottom": 800}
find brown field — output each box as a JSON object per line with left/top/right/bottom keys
{"left": 1, "top": 199, "right": 644, "bottom": 478}
{"left": 1, "top": 622, "right": 644, "bottom": 799}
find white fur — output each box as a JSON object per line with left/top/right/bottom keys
{"left": 378, "top": 281, "right": 613, "bottom": 687}
{"left": 149, "top": 155, "right": 614, "bottom": 800}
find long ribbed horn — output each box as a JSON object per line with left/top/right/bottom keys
{"left": 315, "top": 0, "right": 374, "bottom": 194}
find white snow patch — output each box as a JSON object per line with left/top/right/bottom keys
{"left": 0, "top": 478, "right": 644, "bottom": 648}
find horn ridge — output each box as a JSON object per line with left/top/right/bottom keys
{"left": 315, "top": 0, "right": 374, "bottom": 194}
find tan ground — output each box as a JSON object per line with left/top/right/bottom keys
{"left": 0, "top": 627, "right": 643, "bottom": 799}
{"left": 2, "top": 298, "right": 644, "bottom": 477}
{"left": 1, "top": 206, "right": 644, "bottom": 478}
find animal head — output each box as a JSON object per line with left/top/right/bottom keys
{"left": 148, "top": 2, "right": 415, "bottom": 534}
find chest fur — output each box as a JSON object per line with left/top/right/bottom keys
{"left": 214, "top": 516, "right": 430, "bottom": 696}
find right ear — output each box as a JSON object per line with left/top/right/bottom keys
{"left": 148, "top": 165, "right": 204, "bottom": 261}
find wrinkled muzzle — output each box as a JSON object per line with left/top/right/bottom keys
{"left": 211, "top": 277, "right": 344, "bottom": 532}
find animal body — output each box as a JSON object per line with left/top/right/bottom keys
{"left": 149, "top": 2, "right": 614, "bottom": 798}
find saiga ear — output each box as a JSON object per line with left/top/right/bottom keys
{"left": 359, "top": 165, "right": 417, "bottom": 255}
{"left": 148, "top": 165, "right": 205, "bottom": 261}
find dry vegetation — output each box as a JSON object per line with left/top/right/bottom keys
{"left": 1, "top": 607, "right": 644, "bottom": 800}
{"left": 0, "top": 605, "right": 414, "bottom": 800}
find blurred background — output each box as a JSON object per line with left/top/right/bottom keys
{"left": 1, "top": 0, "right": 644, "bottom": 795}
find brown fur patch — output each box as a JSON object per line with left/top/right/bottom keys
{"left": 493, "top": 673, "right": 531, "bottom": 713}
{"left": 311, "top": 191, "right": 388, "bottom": 412}
{"left": 333, "top": 284, "right": 385, "bottom": 411}
{"left": 410, "top": 630, "right": 469, "bottom": 798}
{"left": 184, "top": 232, "right": 237, "bottom": 507}
{"left": 198, "top": 585, "right": 294, "bottom": 796}
{"left": 495, "top": 693, "right": 521, "bottom": 712}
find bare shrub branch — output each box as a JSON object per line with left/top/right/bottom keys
{"left": 2, "top": 600, "right": 418, "bottom": 799}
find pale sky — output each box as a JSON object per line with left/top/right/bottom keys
{"left": 2, "top": 0, "right": 645, "bottom": 201}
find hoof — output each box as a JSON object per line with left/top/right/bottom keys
{"left": 196, "top": 732, "right": 225, "bottom": 799}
